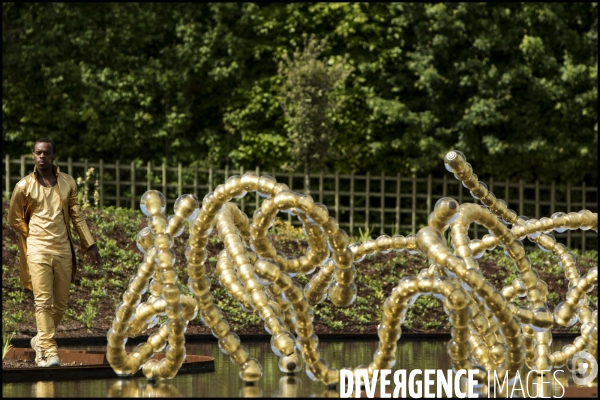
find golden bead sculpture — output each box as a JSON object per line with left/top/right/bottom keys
{"left": 107, "top": 151, "right": 597, "bottom": 388}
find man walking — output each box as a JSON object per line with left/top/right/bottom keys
{"left": 8, "top": 138, "right": 102, "bottom": 367}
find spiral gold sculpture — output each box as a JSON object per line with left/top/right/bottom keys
{"left": 106, "top": 150, "right": 597, "bottom": 389}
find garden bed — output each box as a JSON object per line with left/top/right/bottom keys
{"left": 2, "top": 200, "right": 597, "bottom": 345}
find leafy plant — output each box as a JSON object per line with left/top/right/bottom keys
{"left": 7, "top": 290, "right": 25, "bottom": 304}
{"left": 2, "top": 320, "right": 15, "bottom": 359}
{"left": 9, "top": 311, "right": 23, "bottom": 324}
{"left": 356, "top": 226, "right": 375, "bottom": 242}
{"left": 547, "top": 292, "right": 560, "bottom": 306}
{"left": 76, "top": 167, "right": 100, "bottom": 209}
{"left": 296, "top": 273, "right": 308, "bottom": 285}
{"left": 63, "top": 309, "right": 77, "bottom": 322}
{"left": 422, "top": 320, "right": 443, "bottom": 329}
{"left": 271, "top": 218, "right": 304, "bottom": 240}
{"left": 76, "top": 301, "right": 99, "bottom": 329}
{"left": 328, "top": 320, "right": 345, "bottom": 330}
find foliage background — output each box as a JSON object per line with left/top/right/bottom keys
{"left": 2, "top": 3, "right": 597, "bottom": 185}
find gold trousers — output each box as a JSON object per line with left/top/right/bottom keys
{"left": 27, "top": 253, "right": 72, "bottom": 355}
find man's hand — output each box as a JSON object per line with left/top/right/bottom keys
{"left": 86, "top": 244, "right": 102, "bottom": 268}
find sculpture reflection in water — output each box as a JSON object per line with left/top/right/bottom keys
{"left": 106, "top": 150, "right": 598, "bottom": 389}
{"left": 107, "top": 380, "right": 183, "bottom": 397}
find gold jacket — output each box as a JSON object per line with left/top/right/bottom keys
{"left": 8, "top": 164, "right": 95, "bottom": 290}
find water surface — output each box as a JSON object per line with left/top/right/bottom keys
{"left": 1, "top": 339, "right": 592, "bottom": 398}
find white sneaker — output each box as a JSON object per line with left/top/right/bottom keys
{"left": 45, "top": 354, "right": 61, "bottom": 367}
{"left": 30, "top": 335, "right": 46, "bottom": 367}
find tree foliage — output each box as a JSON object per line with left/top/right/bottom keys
{"left": 278, "top": 35, "right": 352, "bottom": 191}
{"left": 2, "top": 3, "right": 597, "bottom": 185}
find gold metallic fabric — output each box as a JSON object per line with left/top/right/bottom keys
{"left": 8, "top": 165, "right": 95, "bottom": 290}
{"left": 26, "top": 184, "right": 71, "bottom": 256}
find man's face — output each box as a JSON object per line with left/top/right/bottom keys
{"left": 32, "top": 142, "right": 56, "bottom": 172}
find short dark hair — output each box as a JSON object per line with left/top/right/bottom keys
{"left": 33, "top": 138, "right": 57, "bottom": 154}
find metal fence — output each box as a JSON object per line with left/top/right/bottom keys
{"left": 4, "top": 155, "right": 598, "bottom": 251}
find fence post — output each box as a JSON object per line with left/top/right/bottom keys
{"left": 365, "top": 171, "right": 370, "bottom": 231}
{"left": 505, "top": 179, "right": 509, "bottom": 210}
{"left": 350, "top": 171, "right": 355, "bottom": 237}
{"left": 240, "top": 166, "right": 245, "bottom": 214}
{"left": 566, "top": 182, "right": 571, "bottom": 248}
{"left": 67, "top": 157, "right": 72, "bottom": 177}
{"left": 162, "top": 161, "right": 167, "bottom": 198}
{"left": 209, "top": 166, "right": 213, "bottom": 192}
{"left": 319, "top": 171, "right": 324, "bottom": 203}
{"left": 426, "top": 174, "right": 432, "bottom": 217}
{"left": 116, "top": 160, "right": 121, "bottom": 208}
{"left": 131, "top": 161, "right": 136, "bottom": 210}
{"left": 442, "top": 174, "right": 447, "bottom": 197}
{"left": 582, "top": 182, "right": 586, "bottom": 252}
{"left": 334, "top": 171, "right": 340, "bottom": 223}
{"left": 458, "top": 177, "right": 463, "bottom": 205}
{"left": 489, "top": 177, "right": 494, "bottom": 197}
{"left": 535, "top": 180, "right": 540, "bottom": 219}
{"left": 550, "top": 181, "right": 555, "bottom": 215}
{"left": 5, "top": 154, "right": 10, "bottom": 195}
{"left": 21, "top": 155, "right": 27, "bottom": 178}
{"left": 411, "top": 176, "right": 417, "bottom": 234}
{"left": 380, "top": 171, "right": 385, "bottom": 235}
{"left": 147, "top": 161, "right": 151, "bottom": 191}
{"left": 194, "top": 164, "right": 198, "bottom": 198}
{"left": 288, "top": 170, "right": 293, "bottom": 223}
{"left": 518, "top": 179, "right": 524, "bottom": 216}
{"left": 84, "top": 158, "right": 89, "bottom": 204}
{"left": 255, "top": 166, "right": 260, "bottom": 211}
{"left": 178, "top": 163, "right": 183, "bottom": 198}
{"left": 225, "top": 165, "right": 229, "bottom": 181}
{"left": 396, "top": 173, "right": 401, "bottom": 235}
{"left": 99, "top": 159, "right": 104, "bottom": 209}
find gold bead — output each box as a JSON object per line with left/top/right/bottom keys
{"left": 239, "top": 358, "right": 263, "bottom": 382}
{"left": 328, "top": 282, "right": 357, "bottom": 307}
{"left": 140, "top": 190, "right": 166, "bottom": 216}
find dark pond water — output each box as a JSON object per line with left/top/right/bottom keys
{"left": 1, "top": 339, "right": 593, "bottom": 398}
